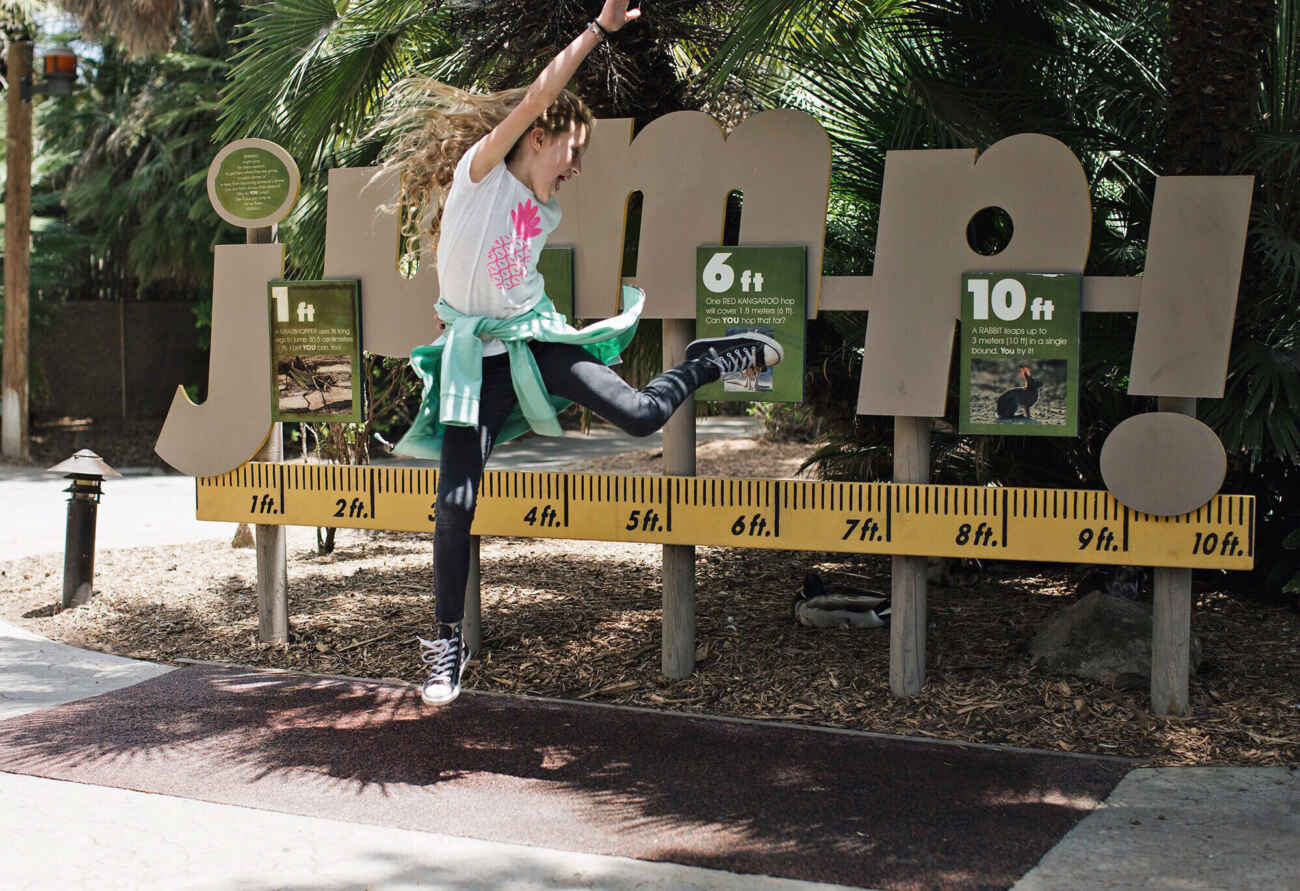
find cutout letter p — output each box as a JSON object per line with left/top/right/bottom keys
{"left": 857, "top": 134, "right": 1092, "bottom": 417}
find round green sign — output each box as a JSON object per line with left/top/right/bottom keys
{"left": 206, "top": 139, "right": 300, "bottom": 228}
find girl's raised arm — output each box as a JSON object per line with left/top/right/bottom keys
{"left": 468, "top": 1, "right": 640, "bottom": 183}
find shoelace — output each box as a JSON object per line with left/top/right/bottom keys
{"left": 417, "top": 635, "right": 458, "bottom": 681}
{"left": 710, "top": 345, "right": 758, "bottom": 375}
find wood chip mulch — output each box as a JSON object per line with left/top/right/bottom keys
{"left": 4, "top": 437, "right": 1297, "bottom": 766}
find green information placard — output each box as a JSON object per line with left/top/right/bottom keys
{"left": 268, "top": 280, "right": 363, "bottom": 424}
{"left": 959, "top": 272, "right": 1080, "bottom": 437}
{"left": 695, "top": 245, "right": 806, "bottom": 403}
{"left": 538, "top": 246, "right": 573, "bottom": 320}
{"left": 216, "top": 148, "right": 289, "bottom": 218}
{"left": 207, "top": 139, "right": 300, "bottom": 228}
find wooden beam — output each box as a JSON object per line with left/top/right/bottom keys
{"left": 661, "top": 318, "right": 696, "bottom": 680}
{"left": 464, "top": 535, "right": 481, "bottom": 655}
{"left": 891, "top": 416, "right": 931, "bottom": 696}
{"left": 814, "top": 274, "right": 1142, "bottom": 313}
{"left": 248, "top": 225, "right": 288, "bottom": 643}
{"left": 1152, "top": 396, "right": 1196, "bottom": 715}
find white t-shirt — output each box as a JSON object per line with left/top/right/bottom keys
{"left": 436, "top": 137, "right": 562, "bottom": 355}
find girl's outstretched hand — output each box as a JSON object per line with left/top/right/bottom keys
{"left": 597, "top": 0, "right": 641, "bottom": 31}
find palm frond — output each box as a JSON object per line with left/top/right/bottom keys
{"left": 56, "top": 0, "right": 214, "bottom": 56}
{"left": 700, "top": 0, "right": 906, "bottom": 88}
{"left": 1203, "top": 338, "right": 1300, "bottom": 464}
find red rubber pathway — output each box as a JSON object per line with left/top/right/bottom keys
{"left": 0, "top": 664, "right": 1129, "bottom": 889}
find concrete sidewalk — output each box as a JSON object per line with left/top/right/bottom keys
{"left": 2, "top": 417, "right": 1297, "bottom": 889}
{"left": 2, "top": 772, "right": 849, "bottom": 891}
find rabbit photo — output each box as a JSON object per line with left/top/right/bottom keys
{"left": 968, "top": 359, "right": 1069, "bottom": 428}
{"left": 996, "top": 363, "right": 1041, "bottom": 419}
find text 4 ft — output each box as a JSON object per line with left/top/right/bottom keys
{"left": 523, "top": 504, "right": 565, "bottom": 528}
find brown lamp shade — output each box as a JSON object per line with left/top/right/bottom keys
{"left": 44, "top": 47, "right": 77, "bottom": 77}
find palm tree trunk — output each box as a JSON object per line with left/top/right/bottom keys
{"left": 1155, "top": 0, "right": 1273, "bottom": 716}
{"left": 1163, "top": 0, "right": 1275, "bottom": 175}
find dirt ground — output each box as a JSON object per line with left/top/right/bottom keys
{"left": 5, "top": 429, "right": 1298, "bottom": 767}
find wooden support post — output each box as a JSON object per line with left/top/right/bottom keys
{"left": 1152, "top": 563, "right": 1192, "bottom": 715}
{"left": 890, "top": 416, "right": 931, "bottom": 697}
{"left": 255, "top": 421, "right": 288, "bottom": 642}
{"left": 248, "top": 225, "right": 289, "bottom": 643}
{"left": 661, "top": 319, "right": 696, "bottom": 679}
{"left": 2, "top": 41, "right": 33, "bottom": 460}
{"left": 463, "top": 535, "right": 482, "bottom": 655}
{"left": 1152, "top": 396, "right": 1196, "bottom": 716}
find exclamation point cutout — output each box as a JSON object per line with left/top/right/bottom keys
{"left": 1099, "top": 176, "right": 1254, "bottom": 516}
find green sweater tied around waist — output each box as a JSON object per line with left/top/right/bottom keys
{"left": 393, "top": 285, "right": 644, "bottom": 461}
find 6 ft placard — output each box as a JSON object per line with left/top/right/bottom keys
{"left": 695, "top": 245, "right": 807, "bottom": 403}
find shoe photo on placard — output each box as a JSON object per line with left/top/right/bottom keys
{"left": 686, "top": 331, "right": 784, "bottom": 376}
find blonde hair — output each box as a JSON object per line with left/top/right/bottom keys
{"left": 374, "top": 79, "right": 594, "bottom": 259}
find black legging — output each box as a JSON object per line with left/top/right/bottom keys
{"left": 433, "top": 340, "right": 721, "bottom": 624}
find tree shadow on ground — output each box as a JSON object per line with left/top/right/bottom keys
{"left": 0, "top": 658, "right": 1126, "bottom": 890}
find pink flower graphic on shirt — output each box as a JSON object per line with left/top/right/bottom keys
{"left": 487, "top": 199, "right": 543, "bottom": 290}
{"left": 511, "top": 200, "right": 543, "bottom": 240}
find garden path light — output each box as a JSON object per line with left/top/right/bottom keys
{"left": 47, "top": 449, "right": 120, "bottom": 609}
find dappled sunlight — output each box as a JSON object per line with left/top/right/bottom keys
{"left": 4, "top": 523, "right": 1296, "bottom": 767}
{"left": 981, "top": 788, "right": 1105, "bottom": 810}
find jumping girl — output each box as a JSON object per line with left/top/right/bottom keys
{"left": 386, "top": 0, "right": 783, "bottom": 705}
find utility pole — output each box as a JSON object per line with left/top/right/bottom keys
{"left": 2, "top": 38, "right": 33, "bottom": 459}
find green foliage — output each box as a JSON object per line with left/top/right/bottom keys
{"left": 366, "top": 354, "right": 423, "bottom": 447}
{"left": 33, "top": 1, "right": 249, "bottom": 302}
{"left": 748, "top": 400, "right": 823, "bottom": 442}
{"left": 212, "top": 0, "right": 454, "bottom": 276}
{"left": 1284, "top": 526, "right": 1300, "bottom": 596}
{"left": 0, "top": 1, "right": 40, "bottom": 40}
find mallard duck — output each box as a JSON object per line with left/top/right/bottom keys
{"left": 793, "top": 572, "right": 890, "bottom": 628}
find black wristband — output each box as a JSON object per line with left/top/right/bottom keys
{"left": 590, "top": 19, "right": 611, "bottom": 40}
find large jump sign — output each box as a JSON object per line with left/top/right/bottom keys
{"left": 959, "top": 273, "right": 1081, "bottom": 437}
{"left": 695, "top": 245, "right": 807, "bottom": 403}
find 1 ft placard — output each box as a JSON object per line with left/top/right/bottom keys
{"left": 268, "top": 280, "right": 363, "bottom": 424}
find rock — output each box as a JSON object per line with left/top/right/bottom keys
{"left": 231, "top": 523, "right": 254, "bottom": 549}
{"left": 1029, "top": 591, "right": 1202, "bottom": 684}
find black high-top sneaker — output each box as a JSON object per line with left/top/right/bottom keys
{"left": 685, "top": 332, "right": 784, "bottom": 375}
{"left": 417, "top": 623, "right": 470, "bottom": 705}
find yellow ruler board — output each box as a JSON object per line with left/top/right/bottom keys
{"left": 197, "top": 463, "right": 1254, "bottom": 570}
